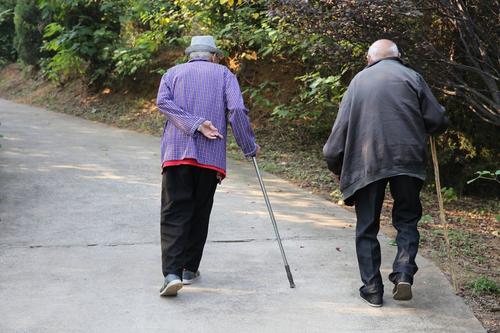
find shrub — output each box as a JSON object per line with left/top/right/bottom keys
{"left": 272, "top": 71, "right": 346, "bottom": 134}
{"left": 39, "top": 0, "right": 124, "bottom": 85}
{"left": 110, "top": 1, "right": 185, "bottom": 81}
{"left": 441, "top": 187, "right": 458, "bottom": 203}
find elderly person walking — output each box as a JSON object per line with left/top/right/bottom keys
{"left": 156, "top": 36, "right": 259, "bottom": 296}
{"left": 323, "top": 39, "right": 448, "bottom": 307}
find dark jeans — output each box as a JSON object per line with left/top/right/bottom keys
{"left": 353, "top": 175, "right": 423, "bottom": 292}
{"left": 161, "top": 165, "right": 218, "bottom": 277}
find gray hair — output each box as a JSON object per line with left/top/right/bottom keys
{"left": 189, "top": 51, "right": 213, "bottom": 60}
{"left": 367, "top": 40, "right": 399, "bottom": 63}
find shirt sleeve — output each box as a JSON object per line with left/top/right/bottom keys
{"left": 323, "top": 85, "right": 351, "bottom": 175}
{"left": 156, "top": 71, "right": 205, "bottom": 137}
{"left": 224, "top": 70, "right": 258, "bottom": 157}
{"left": 417, "top": 75, "right": 449, "bottom": 135}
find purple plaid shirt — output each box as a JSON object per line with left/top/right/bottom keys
{"left": 156, "top": 59, "right": 257, "bottom": 176}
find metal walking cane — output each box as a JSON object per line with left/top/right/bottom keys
{"left": 252, "top": 156, "right": 296, "bottom": 288}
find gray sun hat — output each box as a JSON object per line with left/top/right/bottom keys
{"left": 185, "top": 35, "right": 223, "bottom": 57}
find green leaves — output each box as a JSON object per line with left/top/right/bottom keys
{"left": 242, "top": 81, "right": 277, "bottom": 112}
{"left": 39, "top": 0, "right": 125, "bottom": 84}
{"left": 420, "top": 214, "right": 434, "bottom": 224}
{"left": 441, "top": 187, "right": 458, "bottom": 203}
{"left": 43, "top": 22, "right": 63, "bottom": 39}
{"left": 0, "top": 8, "right": 13, "bottom": 23}
{"left": 113, "top": 45, "right": 151, "bottom": 77}
{"left": 272, "top": 71, "right": 346, "bottom": 124}
{"left": 467, "top": 276, "right": 499, "bottom": 295}
{"left": 467, "top": 170, "right": 500, "bottom": 184}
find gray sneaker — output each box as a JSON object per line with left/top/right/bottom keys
{"left": 182, "top": 270, "right": 200, "bottom": 285}
{"left": 160, "top": 274, "right": 183, "bottom": 296}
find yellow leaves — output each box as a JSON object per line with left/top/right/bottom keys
{"left": 220, "top": 0, "right": 243, "bottom": 7}
{"left": 240, "top": 51, "right": 257, "bottom": 61}
{"left": 227, "top": 56, "right": 240, "bottom": 72}
{"left": 226, "top": 51, "right": 258, "bottom": 72}
{"left": 160, "top": 17, "right": 171, "bottom": 26}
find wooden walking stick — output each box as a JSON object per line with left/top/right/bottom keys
{"left": 430, "top": 136, "right": 458, "bottom": 292}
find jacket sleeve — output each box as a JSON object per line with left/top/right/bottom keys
{"left": 323, "top": 86, "right": 351, "bottom": 175}
{"left": 156, "top": 71, "right": 205, "bottom": 137}
{"left": 417, "top": 75, "right": 449, "bottom": 135}
{"left": 225, "top": 70, "right": 258, "bottom": 157}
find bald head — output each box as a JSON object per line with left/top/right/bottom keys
{"left": 367, "top": 39, "right": 400, "bottom": 65}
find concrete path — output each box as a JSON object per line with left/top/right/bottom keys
{"left": 0, "top": 99, "right": 485, "bottom": 332}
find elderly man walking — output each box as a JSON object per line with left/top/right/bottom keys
{"left": 323, "top": 39, "right": 448, "bottom": 307}
{"left": 156, "top": 36, "right": 259, "bottom": 296}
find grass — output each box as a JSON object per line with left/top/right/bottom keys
{"left": 467, "top": 277, "right": 500, "bottom": 296}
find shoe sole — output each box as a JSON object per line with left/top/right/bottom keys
{"left": 393, "top": 282, "right": 412, "bottom": 301}
{"left": 160, "top": 280, "right": 183, "bottom": 296}
{"left": 182, "top": 277, "right": 199, "bottom": 285}
{"left": 182, "top": 272, "right": 200, "bottom": 285}
{"left": 360, "top": 294, "right": 383, "bottom": 307}
{"left": 361, "top": 297, "right": 383, "bottom": 307}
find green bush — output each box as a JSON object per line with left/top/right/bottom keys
{"left": 14, "top": 0, "right": 42, "bottom": 66}
{"left": 39, "top": 0, "right": 188, "bottom": 84}
{"left": 242, "top": 81, "right": 277, "bottom": 113}
{"left": 273, "top": 72, "right": 345, "bottom": 119}
{"left": 39, "top": 0, "right": 124, "bottom": 85}
{"left": 441, "top": 187, "right": 458, "bottom": 202}
{"left": 111, "top": 1, "right": 186, "bottom": 80}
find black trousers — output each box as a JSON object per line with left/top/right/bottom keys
{"left": 161, "top": 165, "right": 218, "bottom": 277}
{"left": 353, "top": 175, "right": 423, "bottom": 292}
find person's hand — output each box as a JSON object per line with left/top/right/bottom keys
{"left": 198, "top": 120, "right": 223, "bottom": 140}
{"left": 254, "top": 144, "right": 261, "bottom": 157}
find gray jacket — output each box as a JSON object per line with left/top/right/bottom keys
{"left": 323, "top": 58, "right": 448, "bottom": 205}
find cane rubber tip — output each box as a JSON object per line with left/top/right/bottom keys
{"left": 285, "top": 265, "right": 295, "bottom": 288}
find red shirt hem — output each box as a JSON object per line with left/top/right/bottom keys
{"left": 162, "top": 159, "right": 226, "bottom": 179}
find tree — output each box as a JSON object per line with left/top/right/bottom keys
{"left": 14, "top": 0, "right": 43, "bottom": 66}
{"left": 0, "top": 0, "right": 17, "bottom": 66}
{"left": 416, "top": 0, "right": 499, "bottom": 125}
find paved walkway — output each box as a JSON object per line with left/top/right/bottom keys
{"left": 0, "top": 99, "right": 485, "bottom": 332}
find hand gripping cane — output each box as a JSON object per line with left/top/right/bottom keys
{"left": 252, "top": 157, "right": 295, "bottom": 288}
